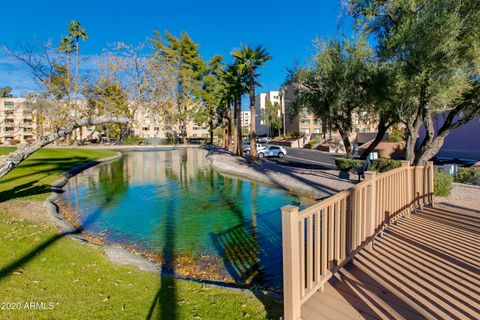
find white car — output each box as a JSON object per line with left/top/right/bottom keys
{"left": 243, "top": 143, "right": 262, "bottom": 154}
{"left": 257, "top": 145, "right": 287, "bottom": 158}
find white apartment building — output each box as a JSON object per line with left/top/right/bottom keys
{"left": 241, "top": 110, "right": 251, "bottom": 130}
{"left": 255, "top": 91, "right": 282, "bottom": 136}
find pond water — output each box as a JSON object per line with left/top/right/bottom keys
{"left": 62, "top": 148, "right": 303, "bottom": 288}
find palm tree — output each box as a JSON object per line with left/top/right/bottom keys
{"left": 68, "top": 21, "right": 88, "bottom": 88}
{"left": 58, "top": 35, "right": 74, "bottom": 102}
{"left": 222, "top": 64, "right": 248, "bottom": 156}
{"left": 231, "top": 45, "right": 271, "bottom": 158}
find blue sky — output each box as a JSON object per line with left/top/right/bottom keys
{"left": 0, "top": 0, "right": 352, "bottom": 98}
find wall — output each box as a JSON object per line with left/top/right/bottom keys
{"left": 418, "top": 113, "right": 480, "bottom": 160}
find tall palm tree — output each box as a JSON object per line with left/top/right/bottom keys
{"left": 58, "top": 35, "right": 75, "bottom": 102}
{"left": 222, "top": 64, "right": 248, "bottom": 156}
{"left": 68, "top": 21, "right": 88, "bottom": 88}
{"left": 232, "top": 45, "right": 271, "bottom": 158}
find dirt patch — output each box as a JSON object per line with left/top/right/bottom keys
{"left": 436, "top": 182, "right": 480, "bottom": 213}
{"left": 0, "top": 199, "right": 52, "bottom": 225}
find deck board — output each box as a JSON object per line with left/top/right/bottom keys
{"left": 301, "top": 204, "right": 480, "bottom": 320}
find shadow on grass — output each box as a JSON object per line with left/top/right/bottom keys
{"left": 145, "top": 177, "right": 178, "bottom": 320}
{"left": 0, "top": 156, "right": 94, "bottom": 202}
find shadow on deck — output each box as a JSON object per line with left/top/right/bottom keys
{"left": 302, "top": 204, "right": 480, "bottom": 320}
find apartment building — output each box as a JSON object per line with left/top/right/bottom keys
{"left": 241, "top": 110, "right": 251, "bottom": 130}
{"left": 255, "top": 91, "right": 282, "bottom": 136}
{"left": 132, "top": 107, "right": 209, "bottom": 141}
{"left": 0, "top": 98, "right": 36, "bottom": 144}
{"left": 0, "top": 97, "right": 210, "bottom": 144}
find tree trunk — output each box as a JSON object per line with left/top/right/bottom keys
{"left": 248, "top": 70, "right": 257, "bottom": 158}
{"left": 209, "top": 117, "right": 214, "bottom": 145}
{"left": 335, "top": 124, "right": 352, "bottom": 158}
{"left": 75, "top": 38, "right": 80, "bottom": 88}
{"left": 234, "top": 96, "right": 243, "bottom": 156}
{"left": 359, "top": 119, "right": 392, "bottom": 160}
{"left": 0, "top": 115, "right": 130, "bottom": 179}
{"left": 414, "top": 135, "right": 446, "bottom": 165}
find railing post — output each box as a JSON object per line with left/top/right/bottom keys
{"left": 282, "top": 205, "right": 301, "bottom": 320}
{"left": 427, "top": 161, "right": 435, "bottom": 207}
{"left": 401, "top": 161, "right": 412, "bottom": 217}
{"left": 363, "top": 171, "right": 376, "bottom": 251}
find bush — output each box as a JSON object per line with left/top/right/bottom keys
{"left": 121, "top": 137, "right": 145, "bottom": 145}
{"left": 9, "top": 139, "right": 20, "bottom": 146}
{"left": 386, "top": 128, "right": 405, "bottom": 143}
{"left": 454, "top": 167, "right": 480, "bottom": 186}
{"left": 335, "top": 157, "right": 402, "bottom": 173}
{"left": 335, "top": 158, "right": 365, "bottom": 173}
{"left": 290, "top": 131, "right": 306, "bottom": 139}
{"left": 370, "top": 158, "right": 401, "bottom": 173}
{"left": 434, "top": 171, "right": 453, "bottom": 197}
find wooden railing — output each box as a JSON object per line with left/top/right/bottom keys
{"left": 281, "top": 161, "right": 434, "bottom": 320}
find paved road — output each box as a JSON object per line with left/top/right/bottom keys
{"left": 268, "top": 147, "right": 340, "bottom": 170}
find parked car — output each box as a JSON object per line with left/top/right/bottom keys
{"left": 256, "top": 136, "right": 272, "bottom": 143}
{"left": 257, "top": 145, "right": 287, "bottom": 158}
{"left": 243, "top": 143, "right": 262, "bottom": 154}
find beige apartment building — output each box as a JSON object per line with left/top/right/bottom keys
{"left": 0, "top": 97, "right": 209, "bottom": 145}
{"left": 0, "top": 98, "right": 36, "bottom": 144}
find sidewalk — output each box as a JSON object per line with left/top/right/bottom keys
{"left": 207, "top": 148, "right": 356, "bottom": 199}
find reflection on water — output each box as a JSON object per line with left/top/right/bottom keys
{"left": 63, "top": 148, "right": 301, "bottom": 288}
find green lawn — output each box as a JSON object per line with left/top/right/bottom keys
{"left": 0, "top": 147, "right": 118, "bottom": 202}
{"left": 0, "top": 147, "right": 275, "bottom": 319}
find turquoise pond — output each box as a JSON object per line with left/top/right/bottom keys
{"left": 62, "top": 148, "right": 304, "bottom": 288}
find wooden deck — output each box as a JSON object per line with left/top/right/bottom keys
{"left": 301, "top": 204, "right": 480, "bottom": 320}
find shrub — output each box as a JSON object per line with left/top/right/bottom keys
{"left": 335, "top": 158, "right": 365, "bottom": 173}
{"left": 9, "top": 139, "right": 20, "bottom": 146}
{"left": 386, "top": 128, "right": 405, "bottom": 143}
{"left": 370, "top": 158, "right": 401, "bottom": 173}
{"left": 434, "top": 171, "right": 453, "bottom": 197}
{"left": 335, "top": 157, "right": 402, "bottom": 173}
{"left": 290, "top": 131, "right": 306, "bottom": 139}
{"left": 121, "top": 137, "right": 145, "bottom": 145}
{"left": 454, "top": 167, "right": 480, "bottom": 186}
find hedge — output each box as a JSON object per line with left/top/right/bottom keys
{"left": 335, "top": 158, "right": 402, "bottom": 173}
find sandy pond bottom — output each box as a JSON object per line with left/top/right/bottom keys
{"left": 61, "top": 148, "right": 307, "bottom": 289}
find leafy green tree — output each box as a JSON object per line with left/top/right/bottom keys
{"left": 232, "top": 45, "right": 271, "bottom": 157}
{"left": 200, "top": 55, "right": 224, "bottom": 144}
{"left": 83, "top": 78, "right": 130, "bottom": 141}
{"left": 151, "top": 31, "right": 206, "bottom": 144}
{"left": 289, "top": 37, "right": 374, "bottom": 157}
{"left": 0, "top": 86, "right": 13, "bottom": 97}
{"left": 263, "top": 99, "right": 282, "bottom": 137}
{"left": 350, "top": 0, "right": 480, "bottom": 164}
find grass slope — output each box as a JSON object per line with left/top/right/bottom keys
{"left": 0, "top": 147, "right": 272, "bottom": 319}
{"left": 0, "top": 147, "right": 117, "bottom": 202}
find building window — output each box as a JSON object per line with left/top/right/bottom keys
{"left": 4, "top": 101, "right": 14, "bottom": 107}
{"left": 154, "top": 127, "right": 160, "bottom": 131}
{"left": 142, "top": 127, "right": 149, "bottom": 131}
{"left": 301, "top": 119, "right": 310, "bottom": 125}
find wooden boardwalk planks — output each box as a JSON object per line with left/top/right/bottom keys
{"left": 302, "top": 204, "right": 480, "bottom": 320}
